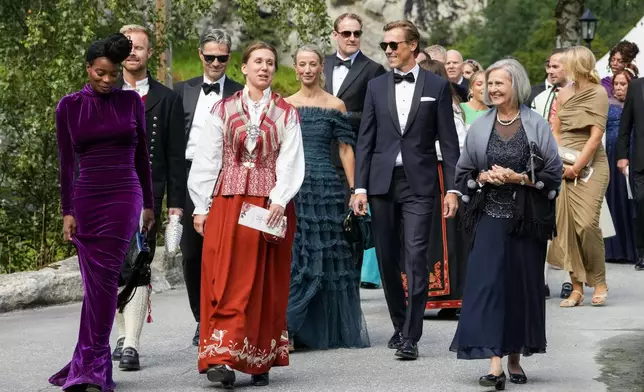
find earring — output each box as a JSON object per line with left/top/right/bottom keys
{"left": 295, "top": 74, "right": 299, "bottom": 81}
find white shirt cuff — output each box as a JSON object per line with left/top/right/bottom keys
{"left": 446, "top": 190, "right": 462, "bottom": 196}
{"left": 355, "top": 188, "right": 367, "bottom": 195}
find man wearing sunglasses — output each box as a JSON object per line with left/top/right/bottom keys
{"left": 353, "top": 20, "right": 460, "bottom": 360}
{"left": 174, "top": 28, "right": 243, "bottom": 347}
{"left": 323, "top": 13, "right": 386, "bottom": 276}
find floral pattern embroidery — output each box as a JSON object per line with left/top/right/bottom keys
{"left": 198, "top": 328, "right": 289, "bottom": 368}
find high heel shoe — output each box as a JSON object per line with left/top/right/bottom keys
{"left": 479, "top": 372, "right": 506, "bottom": 390}
{"left": 509, "top": 366, "right": 527, "bottom": 384}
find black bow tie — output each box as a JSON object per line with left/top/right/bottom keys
{"left": 393, "top": 72, "right": 415, "bottom": 84}
{"left": 202, "top": 82, "right": 221, "bottom": 95}
{"left": 336, "top": 58, "right": 352, "bottom": 69}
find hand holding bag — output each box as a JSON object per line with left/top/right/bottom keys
{"left": 117, "top": 229, "right": 151, "bottom": 312}
{"left": 343, "top": 208, "right": 374, "bottom": 251}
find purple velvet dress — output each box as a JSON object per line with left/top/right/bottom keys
{"left": 50, "top": 84, "right": 153, "bottom": 391}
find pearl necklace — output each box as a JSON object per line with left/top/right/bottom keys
{"left": 496, "top": 110, "right": 521, "bottom": 126}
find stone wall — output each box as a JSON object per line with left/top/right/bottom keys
{"left": 0, "top": 248, "right": 183, "bottom": 313}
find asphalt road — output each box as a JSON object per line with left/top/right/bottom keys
{"left": 1, "top": 262, "right": 643, "bottom": 392}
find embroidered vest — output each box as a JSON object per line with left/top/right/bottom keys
{"left": 213, "top": 91, "right": 294, "bottom": 197}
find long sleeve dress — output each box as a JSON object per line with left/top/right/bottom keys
{"left": 50, "top": 84, "right": 153, "bottom": 391}
{"left": 188, "top": 87, "right": 305, "bottom": 375}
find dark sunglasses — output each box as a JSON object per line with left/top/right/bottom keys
{"left": 201, "top": 52, "right": 230, "bottom": 64}
{"left": 379, "top": 41, "right": 406, "bottom": 51}
{"left": 337, "top": 30, "right": 362, "bottom": 38}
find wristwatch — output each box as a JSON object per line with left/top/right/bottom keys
{"left": 520, "top": 173, "right": 526, "bottom": 186}
{"left": 349, "top": 187, "right": 355, "bottom": 194}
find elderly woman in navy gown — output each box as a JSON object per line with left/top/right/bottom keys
{"left": 605, "top": 64, "right": 638, "bottom": 263}
{"left": 51, "top": 33, "right": 154, "bottom": 392}
{"left": 450, "top": 59, "right": 562, "bottom": 390}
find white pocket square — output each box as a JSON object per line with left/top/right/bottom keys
{"left": 420, "top": 96, "right": 436, "bottom": 102}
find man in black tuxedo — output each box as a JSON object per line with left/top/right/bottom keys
{"left": 112, "top": 24, "right": 186, "bottom": 370}
{"left": 323, "top": 12, "right": 386, "bottom": 275}
{"left": 174, "top": 28, "right": 244, "bottom": 345}
{"left": 352, "top": 20, "right": 460, "bottom": 360}
{"left": 617, "top": 76, "right": 644, "bottom": 271}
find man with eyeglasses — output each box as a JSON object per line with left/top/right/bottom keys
{"left": 174, "top": 28, "right": 243, "bottom": 347}
{"left": 323, "top": 12, "right": 385, "bottom": 276}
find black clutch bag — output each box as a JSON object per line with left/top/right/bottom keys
{"left": 117, "top": 229, "right": 151, "bottom": 312}
{"left": 342, "top": 209, "right": 374, "bottom": 250}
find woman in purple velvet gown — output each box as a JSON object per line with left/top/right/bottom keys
{"left": 50, "top": 33, "right": 154, "bottom": 392}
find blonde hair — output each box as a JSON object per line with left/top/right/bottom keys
{"left": 293, "top": 44, "right": 326, "bottom": 88}
{"left": 468, "top": 70, "right": 485, "bottom": 101}
{"left": 563, "top": 46, "right": 601, "bottom": 84}
{"left": 120, "top": 24, "right": 152, "bottom": 43}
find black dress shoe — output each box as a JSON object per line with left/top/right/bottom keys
{"left": 394, "top": 340, "right": 418, "bottom": 360}
{"left": 360, "top": 282, "right": 379, "bottom": 289}
{"left": 387, "top": 331, "right": 403, "bottom": 349}
{"left": 207, "top": 365, "right": 235, "bottom": 389}
{"left": 64, "top": 385, "right": 88, "bottom": 392}
{"left": 85, "top": 385, "right": 102, "bottom": 392}
{"left": 479, "top": 372, "right": 506, "bottom": 390}
{"left": 192, "top": 324, "right": 200, "bottom": 347}
{"left": 119, "top": 347, "right": 140, "bottom": 371}
{"left": 509, "top": 366, "right": 527, "bottom": 384}
{"left": 111, "top": 337, "right": 124, "bottom": 361}
{"left": 560, "top": 282, "right": 573, "bottom": 299}
{"left": 251, "top": 372, "right": 269, "bottom": 386}
{"left": 635, "top": 257, "right": 644, "bottom": 271}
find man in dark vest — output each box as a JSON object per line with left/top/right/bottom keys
{"left": 112, "top": 24, "right": 186, "bottom": 371}
{"left": 174, "top": 28, "right": 243, "bottom": 346}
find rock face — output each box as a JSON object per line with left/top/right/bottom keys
{"left": 0, "top": 248, "right": 183, "bottom": 313}
{"left": 324, "top": 0, "right": 487, "bottom": 65}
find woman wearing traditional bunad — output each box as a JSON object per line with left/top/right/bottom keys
{"left": 449, "top": 58, "right": 562, "bottom": 390}
{"left": 187, "top": 41, "right": 305, "bottom": 388}
{"left": 547, "top": 46, "right": 611, "bottom": 307}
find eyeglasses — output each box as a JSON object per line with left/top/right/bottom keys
{"left": 379, "top": 41, "right": 407, "bottom": 51}
{"left": 201, "top": 51, "right": 230, "bottom": 64}
{"left": 337, "top": 30, "right": 362, "bottom": 39}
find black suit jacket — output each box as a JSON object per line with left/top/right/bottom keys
{"left": 529, "top": 81, "right": 547, "bottom": 106}
{"left": 324, "top": 52, "right": 386, "bottom": 167}
{"left": 173, "top": 75, "right": 244, "bottom": 141}
{"left": 117, "top": 76, "right": 186, "bottom": 216}
{"left": 453, "top": 78, "right": 469, "bottom": 103}
{"left": 617, "top": 77, "right": 644, "bottom": 172}
{"left": 355, "top": 68, "right": 461, "bottom": 196}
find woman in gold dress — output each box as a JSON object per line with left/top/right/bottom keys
{"left": 547, "top": 46, "right": 610, "bottom": 307}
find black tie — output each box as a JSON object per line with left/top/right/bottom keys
{"left": 336, "top": 58, "right": 352, "bottom": 69}
{"left": 202, "top": 82, "right": 221, "bottom": 95}
{"left": 393, "top": 72, "right": 415, "bottom": 84}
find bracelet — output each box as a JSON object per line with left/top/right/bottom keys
{"left": 349, "top": 187, "right": 355, "bottom": 194}
{"left": 520, "top": 173, "right": 526, "bottom": 186}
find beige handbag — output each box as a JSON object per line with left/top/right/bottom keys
{"left": 558, "top": 146, "right": 593, "bottom": 168}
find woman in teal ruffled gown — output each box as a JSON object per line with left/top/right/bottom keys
{"left": 285, "top": 44, "right": 370, "bottom": 350}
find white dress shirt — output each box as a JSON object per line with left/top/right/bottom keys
{"left": 187, "top": 86, "right": 305, "bottom": 215}
{"left": 185, "top": 74, "right": 227, "bottom": 160}
{"left": 394, "top": 64, "right": 420, "bottom": 166}
{"left": 123, "top": 77, "right": 149, "bottom": 97}
{"left": 332, "top": 50, "right": 360, "bottom": 97}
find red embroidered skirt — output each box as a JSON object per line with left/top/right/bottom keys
{"left": 197, "top": 193, "right": 295, "bottom": 375}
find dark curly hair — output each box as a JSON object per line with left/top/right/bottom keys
{"left": 609, "top": 40, "right": 640, "bottom": 65}
{"left": 86, "top": 33, "right": 132, "bottom": 65}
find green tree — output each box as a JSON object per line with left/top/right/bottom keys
{"left": 0, "top": 0, "right": 330, "bottom": 273}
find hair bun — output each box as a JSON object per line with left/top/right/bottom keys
{"left": 104, "top": 33, "right": 132, "bottom": 64}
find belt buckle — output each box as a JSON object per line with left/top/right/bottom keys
{"left": 242, "top": 161, "right": 255, "bottom": 169}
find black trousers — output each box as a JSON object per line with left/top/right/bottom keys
{"left": 370, "top": 167, "right": 433, "bottom": 342}
{"left": 180, "top": 161, "right": 203, "bottom": 322}
{"left": 632, "top": 171, "right": 644, "bottom": 251}
{"left": 336, "top": 166, "right": 364, "bottom": 276}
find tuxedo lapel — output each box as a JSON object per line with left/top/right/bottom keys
{"left": 403, "top": 69, "right": 426, "bottom": 131}
{"left": 336, "top": 52, "right": 368, "bottom": 98}
{"left": 324, "top": 55, "right": 334, "bottom": 94}
{"left": 387, "top": 72, "right": 402, "bottom": 133}
{"left": 184, "top": 79, "right": 201, "bottom": 135}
